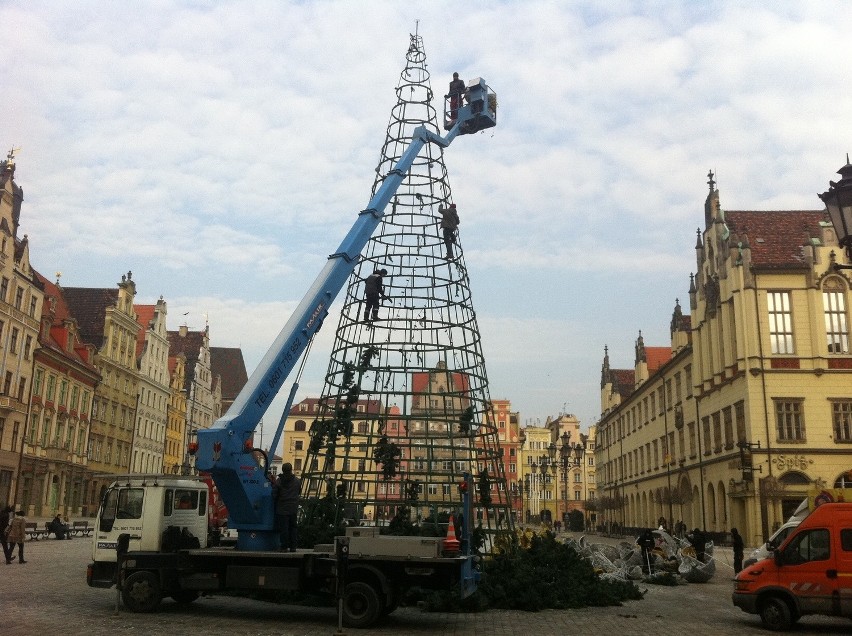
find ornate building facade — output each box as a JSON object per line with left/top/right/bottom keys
{"left": 64, "top": 273, "right": 141, "bottom": 508}
{"left": 0, "top": 154, "right": 44, "bottom": 507}
{"left": 167, "top": 325, "right": 217, "bottom": 474}
{"left": 596, "top": 172, "right": 852, "bottom": 546}
{"left": 132, "top": 298, "right": 170, "bottom": 473}
{"left": 21, "top": 273, "right": 99, "bottom": 516}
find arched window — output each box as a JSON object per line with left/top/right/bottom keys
{"left": 294, "top": 420, "right": 306, "bottom": 432}
{"left": 823, "top": 277, "right": 849, "bottom": 354}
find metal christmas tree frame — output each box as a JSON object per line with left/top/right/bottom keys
{"left": 300, "top": 33, "right": 513, "bottom": 547}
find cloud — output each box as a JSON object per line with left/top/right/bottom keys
{"left": 6, "top": 0, "right": 852, "bottom": 431}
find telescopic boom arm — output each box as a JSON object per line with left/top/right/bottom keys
{"left": 196, "top": 77, "right": 496, "bottom": 551}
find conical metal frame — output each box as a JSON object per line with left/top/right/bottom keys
{"left": 300, "top": 33, "right": 514, "bottom": 547}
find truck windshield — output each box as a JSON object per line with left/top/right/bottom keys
{"left": 116, "top": 488, "right": 144, "bottom": 519}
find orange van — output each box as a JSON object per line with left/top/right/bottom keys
{"left": 732, "top": 502, "right": 852, "bottom": 630}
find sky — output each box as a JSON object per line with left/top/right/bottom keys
{"left": 4, "top": 1, "right": 852, "bottom": 443}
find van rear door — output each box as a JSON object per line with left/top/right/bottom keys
{"left": 836, "top": 524, "right": 852, "bottom": 617}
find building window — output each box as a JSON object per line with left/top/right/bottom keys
{"left": 768, "top": 291, "right": 794, "bottom": 354}
{"left": 775, "top": 400, "right": 805, "bottom": 442}
{"left": 14, "top": 287, "right": 23, "bottom": 310}
{"left": 823, "top": 279, "right": 849, "bottom": 354}
{"left": 832, "top": 401, "right": 852, "bottom": 443}
{"left": 9, "top": 328, "right": 18, "bottom": 353}
{"left": 294, "top": 420, "right": 306, "bottom": 432}
{"left": 0, "top": 277, "right": 8, "bottom": 302}
{"left": 294, "top": 440, "right": 303, "bottom": 451}
{"left": 685, "top": 365, "right": 693, "bottom": 397}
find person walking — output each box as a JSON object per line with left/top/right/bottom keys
{"left": 273, "top": 463, "right": 301, "bottom": 552}
{"left": 1, "top": 505, "right": 14, "bottom": 563}
{"left": 439, "top": 204, "right": 460, "bottom": 259}
{"left": 731, "top": 527, "right": 744, "bottom": 574}
{"left": 363, "top": 269, "right": 388, "bottom": 324}
{"left": 7, "top": 507, "right": 27, "bottom": 564}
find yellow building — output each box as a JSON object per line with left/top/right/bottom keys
{"left": 597, "top": 171, "right": 852, "bottom": 546}
{"left": 519, "top": 414, "right": 597, "bottom": 528}
{"left": 64, "top": 272, "right": 141, "bottom": 508}
{"left": 0, "top": 155, "right": 45, "bottom": 507}
{"left": 164, "top": 353, "right": 187, "bottom": 473}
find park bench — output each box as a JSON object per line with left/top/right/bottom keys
{"left": 71, "top": 520, "right": 92, "bottom": 537}
{"left": 24, "top": 521, "right": 44, "bottom": 540}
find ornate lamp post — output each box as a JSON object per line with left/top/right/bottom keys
{"left": 819, "top": 159, "right": 852, "bottom": 270}
{"left": 517, "top": 479, "right": 524, "bottom": 524}
{"left": 530, "top": 462, "right": 539, "bottom": 521}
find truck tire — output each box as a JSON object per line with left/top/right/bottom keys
{"left": 122, "top": 571, "right": 162, "bottom": 613}
{"left": 343, "top": 581, "right": 382, "bottom": 628}
{"left": 759, "top": 596, "right": 792, "bottom": 631}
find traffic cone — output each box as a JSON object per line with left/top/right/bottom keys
{"left": 443, "top": 515, "right": 460, "bottom": 554}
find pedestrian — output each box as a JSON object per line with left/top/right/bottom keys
{"left": 731, "top": 527, "right": 744, "bottom": 574}
{"left": 7, "top": 507, "right": 27, "bottom": 564}
{"left": 273, "top": 463, "right": 301, "bottom": 552}
{"left": 1, "top": 504, "right": 14, "bottom": 563}
{"left": 448, "top": 72, "right": 466, "bottom": 122}
{"left": 688, "top": 527, "right": 707, "bottom": 562}
{"left": 363, "top": 268, "right": 388, "bottom": 323}
{"left": 439, "top": 203, "right": 460, "bottom": 259}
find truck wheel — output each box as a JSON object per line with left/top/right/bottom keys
{"left": 759, "top": 596, "right": 792, "bottom": 631}
{"left": 171, "top": 590, "right": 200, "bottom": 604}
{"left": 343, "top": 581, "right": 382, "bottom": 628}
{"left": 122, "top": 571, "right": 162, "bottom": 613}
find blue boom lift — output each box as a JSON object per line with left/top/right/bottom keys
{"left": 195, "top": 77, "right": 497, "bottom": 551}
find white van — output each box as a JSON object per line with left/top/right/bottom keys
{"left": 742, "top": 499, "right": 808, "bottom": 568}
{"left": 743, "top": 520, "right": 799, "bottom": 568}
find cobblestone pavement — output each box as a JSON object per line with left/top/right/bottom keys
{"left": 3, "top": 531, "right": 850, "bottom": 636}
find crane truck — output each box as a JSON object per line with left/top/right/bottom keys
{"left": 86, "top": 77, "right": 497, "bottom": 628}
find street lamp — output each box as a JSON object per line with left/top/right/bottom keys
{"left": 517, "top": 479, "right": 524, "bottom": 524}
{"left": 819, "top": 159, "right": 852, "bottom": 270}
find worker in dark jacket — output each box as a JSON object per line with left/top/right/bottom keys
{"left": 273, "top": 463, "right": 301, "bottom": 552}
{"left": 48, "top": 514, "right": 71, "bottom": 540}
{"left": 363, "top": 269, "right": 388, "bottom": 323}
{"left": 1, "top": 505, "right": 14, "bottom": 562}
{"left": 440, "top": 204, "right": 460, "bottom": 259}
{"left": 448, "top": 72, "right": 466, "bottom": 121}
{"left": 689, "top": 528, "right": 707, "bottom": 562}
{"left": 731, "top": 527, "right": 744, "bottom": 573}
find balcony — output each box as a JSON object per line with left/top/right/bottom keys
{"left": 44, "top": 446, "right": 72, "bottom": 463}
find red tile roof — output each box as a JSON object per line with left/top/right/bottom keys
{"left": 725, "top": 209, "right": 828, "bottom": 268}
{"left": 210, "top": 347, "right": 248, "bottom": 402}
{"left": 135, "top": 305, "right": 156, "bottom": 358}
{"left": 611, "top": 369, "right": 635, "bottom": 399}
{"left": 645, "top": 347, "right": 671, "bottom": 373}
{"left": 34, "top": 271, "right": 100, "bottom": 374}
{"left": 62, "top": 287, "right": 119, "bottom": 349}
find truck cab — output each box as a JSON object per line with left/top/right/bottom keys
{"left": 732, "top": 502, "right": 852, "bottom": 630}
{"left": 87, "top": 477, "right": 209, "bottom": 587}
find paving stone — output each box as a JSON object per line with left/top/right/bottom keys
{"left": 3, "top": 530, "right": 849, "bottom": 635}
